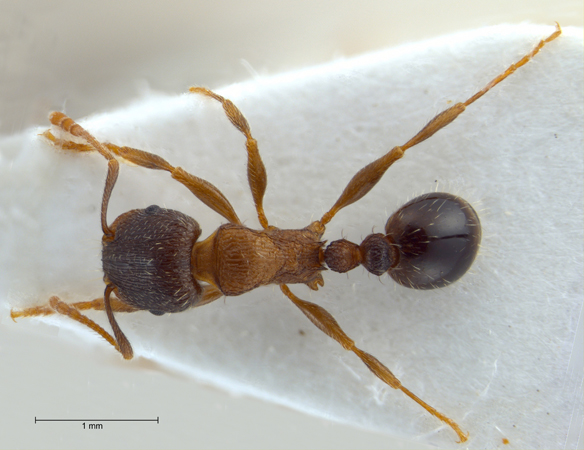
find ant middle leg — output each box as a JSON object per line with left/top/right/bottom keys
{"left": 189, "top": 87, "right": 269, "bottom": 229}
{"left": 42, "top": 87, "right": 269, "bottom": 226}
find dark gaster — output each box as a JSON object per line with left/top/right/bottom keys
{"left": 385, "top": 193, "right": 481, "bottom": 289}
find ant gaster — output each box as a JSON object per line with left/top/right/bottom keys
{"left": 12, "top": 24, "right": 562, "bottom": 443}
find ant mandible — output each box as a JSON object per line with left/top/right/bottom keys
{"left": 12, "top": 24, "right": 562, "bottom": 443}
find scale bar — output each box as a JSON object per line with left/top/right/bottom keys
{"left": 35, "top": 417, "right": 159, "bottom": 423}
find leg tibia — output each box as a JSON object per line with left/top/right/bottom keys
{"left": 42, "top": 130, "right": 241, "bottom": 224}
{"left": 189, "top": 87, "right": 269, "bottom": 228}
{"left": 280, "top": 284, "right": 468, "bottom": 442}
{"left": 11, "top": 296, "right": 139, "bottom": 320}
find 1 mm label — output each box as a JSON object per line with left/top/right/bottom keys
{"left": 82, "top": 422, "right": 103, "bottom": 430}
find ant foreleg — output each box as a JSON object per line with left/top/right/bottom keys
{"left": 280, "top": 284, "right": 468, "bottom": 443}
{"left": 42, "top": 125, "right": 241, "bottom": 225}
{"left": 10, "top": 295, "right": 127, "bottom": 357}
{"left": 10, "top": 296, "right": 138, "bottom": 320}
{"left": 63, "top": 297, "right": 139, "bottom": 313}
{"left": 194, "top": 285, "right": 224, "bottom": 308}
{"left": 190, "top": 87, "right": 269, "bottom": 229}
{"left": 11, "top": 286, "right": 221, "bottom": 356}
{"left": 320, "top": 23, "right": 561, "bottom": 226}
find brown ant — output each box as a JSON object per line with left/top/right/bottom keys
{"left": 11, "top": 24, "right": 562, "bottom": 443}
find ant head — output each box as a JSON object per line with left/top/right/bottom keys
{"left": 325, "top": 193, "right": 481, "bottom": 289}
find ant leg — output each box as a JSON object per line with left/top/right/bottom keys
{"left": 10, "top": 304, "right": 53, "bottom": 319}
{"left": 10, "top": 295, "right": 128, "bottom": 357}
{"left": 280, "top": 284, "right": 468, "bottom": 443}
{"left": 42, "top": 125, "right": 241, "bottom": 225}
{"left": 10, "top": 296, "right": 137, "bottom": 320}
{"left": 190, "top": 87, "right": 269, "bottom": 229}
{"left": 320, "top": 23, "right": 562, "bottom": 226}
{"left": 190, "top": 285, "right": 224, "bottom": 309}
{"left": 40, "top": 129, "right": 95, "bottom": 153}
{"left": 64, "top": 297, "right": 138, "bottom": 313}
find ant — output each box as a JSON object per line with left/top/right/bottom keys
{"left": 11, "top": 24, "right": 561, "bottom": 443}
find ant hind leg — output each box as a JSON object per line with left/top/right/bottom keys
{"left": 280, "top": 284, "right": 468, "bottom": 443}
{"left": 319, "top": 23, "right": 562, "bottom": 227}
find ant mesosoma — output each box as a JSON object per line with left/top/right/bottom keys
{"left": 12, "top": 24, "right": 561, "bottom": 443}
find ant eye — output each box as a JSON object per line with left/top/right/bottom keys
{"left": 385, "top": 193, "right": 481, "bottom": 289}
{"left": 145, "top": 205, "right": 160, "bottom": 214}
